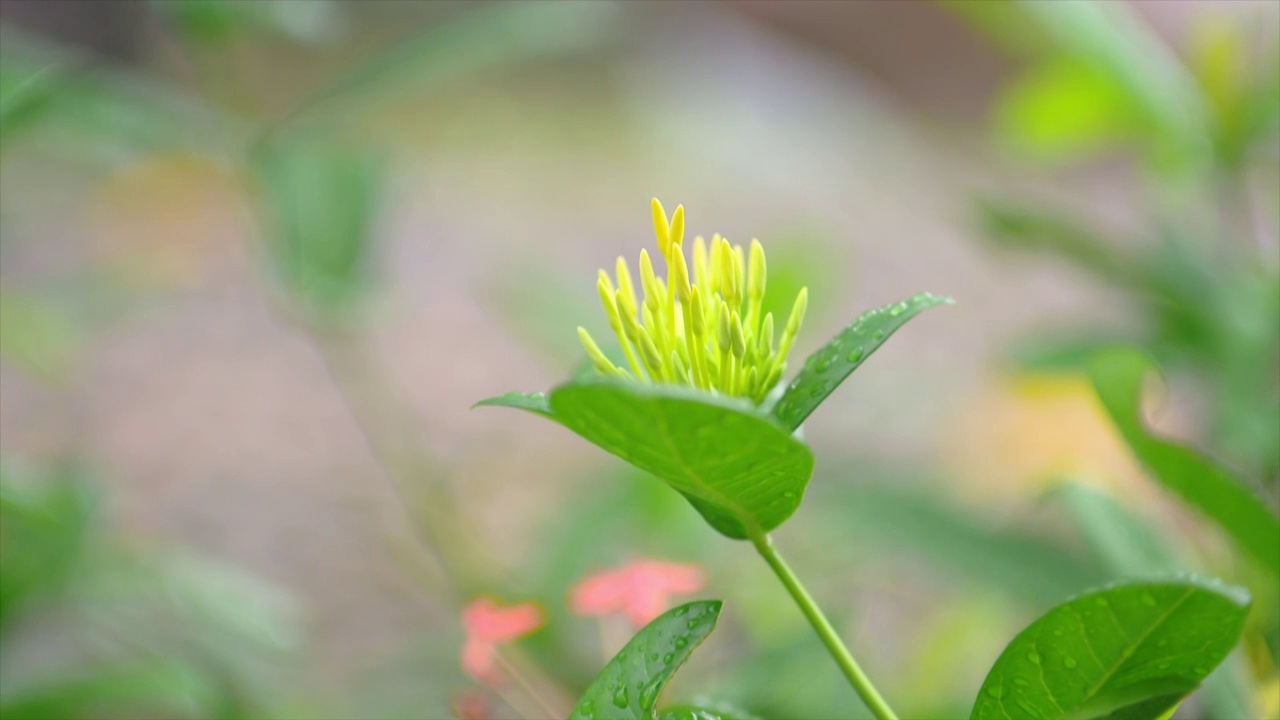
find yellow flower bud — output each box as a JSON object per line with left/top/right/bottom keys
{"left": 748, "top": 239, "right": 766, "bottom": 301}
{"left": 651, "top": 198, "right": 670, "bottom": 256}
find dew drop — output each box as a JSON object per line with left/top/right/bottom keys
{"left": 1095, "top": 598, "right": 1109, "bottom": 607}
{"left": 612, "top": 686, "right": 629, "bottom": 709}
{"left": 1052, "top": 628, "right": 1064, "bottom": 637}
{"left": 577, "top": 700, "right": 593, "bottom": 718}
{"left": 1063, "top": 657, "right": 1077, "bottom": 669}
{"left": 985, "top": 686, "right": 1004, "bottom": 699}
{"left": 872, "top": 330, "right": 885, "bottom": 340}
{"left": 1158, "top": 663, "right": 1170, "bottom": 671}
{"left": 674, "top": 637, "right": 688, "bottom": 649}
{"left": 663, "top": 653, "right": 675, "bottom": 665}
{"left": 782, "top": 490, "right": 797, "bottom": 499}
{"left": 639, "top": 680, "right": 661, "bottom": 711}
{"left": 673, "top": 606, "right": 687, "bottom": 617}
{"left": 649, "top": 652, "right": 659, "bottom": 661}
{"left": 1141, "top": 593, "right": 1157, "bottom": 607}
{"left": 889, "top": 302, "right": 906, "bottom": 317}
{"left": 1193, "top": 666, "right": 1208, "bottom": 675}
{"left": 1013, "top": 677, "right": 1029, "bottom": 687}
{"left": 846, "top": 348, "right": 864, "bottom": 363}
{"left": 1027, "top": 651, "right": 1041, "bottom": 665}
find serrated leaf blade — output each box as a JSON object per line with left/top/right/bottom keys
{"left": 570, "top": 600, "right": 722, "bottom": 720}
{"left": 771, "top": 292, "right": 953, "bottom": 430}
{"left": 1089, "top": 349, "right": 1280, "bottom": 575}
{"left": 548, "top": 380, "right": 813, "bottom": 539}
{"left": 971, "top": 580, "right": 1250, "bottom": 720}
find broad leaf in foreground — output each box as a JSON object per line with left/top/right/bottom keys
{"left": 1089, "top": 349, "right": 1280, "bottom": 575}
{"left": 971, "top": 579, "right": 1250, "bottom": 720}
{"left": 570, "top": 600, "right": 722, "bottom": 720}
{"left": 548, "top": 380, "right": 813, "bottom": 539}
{"left": 771, "top": 292, "right": 953, "bottom": 430}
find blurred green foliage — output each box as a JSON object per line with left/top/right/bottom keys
{"left": 0, "top": 460, "right": 300, "bottom": 719}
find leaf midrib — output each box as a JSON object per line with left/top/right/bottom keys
{"left": 636, "top": 395, "right": 765, "bottom": 538}
{"left": 1079, "top": 587, "right": 1196, "bottom": 705}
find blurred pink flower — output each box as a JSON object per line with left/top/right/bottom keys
{"left": 460, "top": 597, "right": 543, "bottom": 683}
{"left": 571, "top": 558, "right": 705, "bottom": 627}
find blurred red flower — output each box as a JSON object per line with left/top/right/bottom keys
{"left": 570, "top": 558, "right": 705, "bottom": 627}
{"left": 460, "top": 597, "right": 543, "bottom": 683}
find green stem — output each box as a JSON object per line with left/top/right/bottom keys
{"left": 749, "top": 532, "right": 898, "bottom": 720}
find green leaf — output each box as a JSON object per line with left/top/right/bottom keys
{"left": 1047, "top": 483, "right": 1181, "bottom": 578}
{"left": 0, "top": 291, "right": 81, "bottom": 383}
{"left": 569, "top": 600, "right": 722, "bottom": 720}
{"left": 823, "top": 482, "right": 1108, "bottom": 608}
{"left": 659, "top": 707, "right": 736, "bottom": 720}
{"left": 0, "top": 461, "right": 96, "bottom": 632}
{"left": 0, "top": 62, "right": 61, "bottom": 145}
{"left": 548, "top": 380, "right": 813, "bottom": 539}
{"left": 472, "top": 391, "right": 552, "bottom": 418}
{"left": 975, "top": 201, "right": 1142, "bottom": 288}
{"left": 771, "top": 292, "right": 953, "bottom": 431}
{"left": 251, "top": 133, "right": 383, "bottom": 321}
{"left": 994, "top": 57, "right": 1142, "bottom": 162}
{"left": 0, "top": 661, "right": 223, "bottom": 720}
{"left": 970, "top": 579, "right": 1251, "bottom": 720}
{"left": 1089, "top": 349, "right": 1280, "bottom": 575}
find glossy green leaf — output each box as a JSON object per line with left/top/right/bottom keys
{"left": 549, "top": 380, "right": 813, "bottom": 539}
{"left": 771, "top": 292, "right": 953, "bottom": 430}
{"left": 1089, "top": 349, "right": 1280, "bottom": 575}
{"left": 570, "top": 600, "right": 721, "bottom": 720}
{"left": 971, "top": 580, "right": 1251, "bottom": 720}
{"left": 472, "top": 391, "right": 552, "bottom": 418}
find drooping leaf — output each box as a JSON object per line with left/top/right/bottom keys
{"left": 971, "top": 579, "right": 1251, "bottom": 720}
{"left": 472, "top": 391, "right": 552, "bottom": 418}
{"left": 569, "top": 600, "right": 721, "bottom": 720}
{"left": 1013, "top": 0, "right": 1209, "bottom": 168}
{"left": 1089, "top": 349, "right": 1280, "bottom": 575}
{"left": 771, "top": 292, "right": 953, "bottom": 431}
{"left": 547, "top": 380, "right": 813, "bottom": 539}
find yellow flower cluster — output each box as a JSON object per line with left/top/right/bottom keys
{"left": 578, "top": 199, "right": 808, "bottom": 404}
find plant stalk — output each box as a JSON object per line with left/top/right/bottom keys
{"left": 749, "top": 532, "right": 898, "bottom": 720}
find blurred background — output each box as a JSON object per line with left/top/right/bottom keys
{"left": 0, "top": 1, "right": 1277, "bottom": 718}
